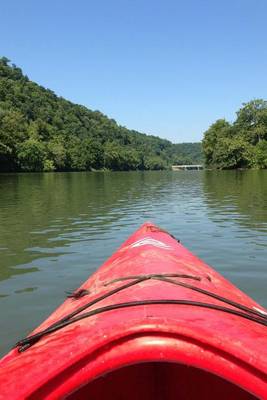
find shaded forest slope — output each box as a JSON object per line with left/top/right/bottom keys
{"left": 0, "top": 57, "right": 202, "bottom": 172}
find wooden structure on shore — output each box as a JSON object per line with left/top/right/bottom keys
{"left": 172, "top": 165, "right": 203, "bottom": 171}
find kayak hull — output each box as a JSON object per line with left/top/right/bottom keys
{"left": 0, "top": 223, "right": 266, "bottom": 399}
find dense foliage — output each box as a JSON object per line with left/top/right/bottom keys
{"left": 0, "top": 57, "right": 202, "bottom": 172}
{"left": 171, "top": 142, "right": 203, "bottom": 165}
{"left": 202, "top": 100, "right": 267, "bottom": 169}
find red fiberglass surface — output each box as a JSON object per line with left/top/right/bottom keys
{"left": 0, "top": 222, "right": 266, "bottom": 399}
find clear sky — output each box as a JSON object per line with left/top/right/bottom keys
{"left": 1, "top": 0, "right": 267, "bottom": 143}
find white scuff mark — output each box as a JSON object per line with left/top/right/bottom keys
{"left": 130, "top": 238, "right": 171, "bottom": 250}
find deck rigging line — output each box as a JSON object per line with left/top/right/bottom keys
{"left": 16, "top": 273, "right": 267, "bottom": 353}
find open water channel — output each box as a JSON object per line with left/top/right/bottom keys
{"left": 0, "top": 170, "right": 266, "bottom": 355}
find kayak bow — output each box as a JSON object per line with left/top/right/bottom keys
{"left": 0, "top": 222, "right": 266, "bottom": 399}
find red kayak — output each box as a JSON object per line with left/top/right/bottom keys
{"left": 0, "top": 222, "right": 266, "bottom": 399}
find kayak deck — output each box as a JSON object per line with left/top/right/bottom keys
{"left": 0, "top": 222, "right": 266, "bottom": 399}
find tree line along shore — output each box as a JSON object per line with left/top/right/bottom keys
{"left": 1, "top": 57, "right": 266, "bottom": 172}
{"left": 202, "top": 99, "right": 267, "bottom": 169}
{"left": 0, "top": 57, "right": 202, "bottom": 173}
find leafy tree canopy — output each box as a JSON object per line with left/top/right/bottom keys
{"left": 202, "top": 100, "right": 267, "bottom": 169}
{"left": 0, "top": 57, "right": 202, "bottom": 172}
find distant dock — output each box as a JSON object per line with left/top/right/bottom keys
{"left": 172, "top": 165, "right": 203, "bottom": 171}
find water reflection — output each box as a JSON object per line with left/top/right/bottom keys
{"left": 202, "top": 170, "right": 267, "bottom": 233}
{"left": 0, "top": 170, "right": 266, "bottom": 356}
{"left": 0, "top": 171, "right": 203, "bottom": 280}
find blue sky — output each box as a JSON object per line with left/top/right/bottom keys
{"left": 1, "top": 0, "right": 267, "bottom": 142}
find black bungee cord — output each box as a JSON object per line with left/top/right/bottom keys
{"left": 16, "top": 273, "right": 267, "bottom": 353}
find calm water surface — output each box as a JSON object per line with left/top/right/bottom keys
{"left": 0, "top": 170, "right": 266, "bottom": 355}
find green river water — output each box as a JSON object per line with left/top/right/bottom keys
{"left": 0, "top": 170, "right": 266, "bottom": 356}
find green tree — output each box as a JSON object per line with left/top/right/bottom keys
{"left": 212, "top": 136, "right": 251, "bottom": 169}
{"left": 67, "top": 137, "right": 103, "bottom": 170}
{"left": 17, "top": 138, "right": 46, "bottom": 171}
{"left": 0, "top": 109, "right": 28, "bottom": 170}
{"left": 202, "top": 100, "right": 267, "bottom": 169}
{"left": 47, "top": 136, "right": 67, "bottom": 170}
{"left": 253, "top": 140, "right": 267, "bottom": 168}
{"left": 235, "top": 99, "right": 267, "bottom": 144}
{"left": 104, "top": 142, "right": 123, "bottom": 170}
{"left": 144, "top": 155, "right": 167, "bottom": 170}
{"left": 202, "top": 119, "right": 231, "bottom": 166}
{"left": 0, "top": 110, "right": 27, "bottom": 153}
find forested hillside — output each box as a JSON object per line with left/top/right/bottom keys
{"left": 172, "top": 142, "right": 203, "bottom": 165}
{"left": 202, "top": 100, "right": 267, "bottom": 169}
{"left": 0, "top": 57, "right": 202, "bottom": 172}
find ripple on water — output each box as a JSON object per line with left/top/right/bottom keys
{"left": 0, "top": 170, "right": 266, "bottom": 356}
